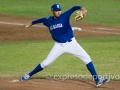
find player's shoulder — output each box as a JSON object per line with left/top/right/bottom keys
{"left": 48, "top": 16, "right": 53, "bottom": 19}
{"left": 47, "top": 16, "right": 54, "bottom": 21}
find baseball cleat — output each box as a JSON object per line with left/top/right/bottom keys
{"left": 21, "top": 74, "right": 30, "bottom": 81}
{"left": 96, "top": 78, "right": 110, "bottom": 87}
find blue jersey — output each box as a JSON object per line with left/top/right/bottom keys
{"left": 32, "top": 6, "right": 82, "bottom": 43}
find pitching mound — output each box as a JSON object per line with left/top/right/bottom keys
{"left": 0, "top": 78, "right": 120, "bottom": 90}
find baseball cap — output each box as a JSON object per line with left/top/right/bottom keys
{"left": 51, "top": 4, "right": 62, "bottom": 11}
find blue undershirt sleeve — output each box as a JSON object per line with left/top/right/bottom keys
{"left": 32, "top": 18, "right": 47, "bottom": 25}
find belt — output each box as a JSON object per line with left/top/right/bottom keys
{"left": 56, "top": 37, "right": 75, "bottom": 43}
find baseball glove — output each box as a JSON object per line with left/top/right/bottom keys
{"left": 75, "top": 11, "right": 85, "bottom": 21}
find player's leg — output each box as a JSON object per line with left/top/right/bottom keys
{"left": 65, "top": 38, "right": 109, "bottom": 86}
{"left": 65, "top": 38, "right": 92, "bottom": 64}
{"left": 21, "top": 42, "right": 65, "bottom": 81}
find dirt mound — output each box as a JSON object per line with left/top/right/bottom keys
{"left": 0, "top": 78, "right": 120, "bottom": 90}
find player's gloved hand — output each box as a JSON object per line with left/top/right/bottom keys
{"left": 75, "top": 11, "right": 86, "bottom": 21}
{"left": 24, "top": 22, "right": 32, "bottom": 28}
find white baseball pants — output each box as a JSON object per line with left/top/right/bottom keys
{"left": 41, "top": 37, "right": 92, "bottom": 68}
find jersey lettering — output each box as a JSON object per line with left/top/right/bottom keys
{"left": 50, "top": 23, "right": 63, "bottom": 31}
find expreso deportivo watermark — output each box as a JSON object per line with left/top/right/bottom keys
{"left": 45, "top": 73, "right": 120, "bottom": 80}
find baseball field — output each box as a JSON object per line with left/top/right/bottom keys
{"left": 0, "top": 0, "right": 120, "bottom": 90}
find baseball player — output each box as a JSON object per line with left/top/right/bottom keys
{"left": 21, "top": 4, "right": 109, "bottom": 87}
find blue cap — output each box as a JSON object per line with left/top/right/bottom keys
{"left": 51, "top": 4, "right": 61, "bottom": 11}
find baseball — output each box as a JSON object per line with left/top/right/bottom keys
{"left": 25, "top": 25, "right": 29, "bottom": 28}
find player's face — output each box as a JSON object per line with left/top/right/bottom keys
{"left": 52, "top": 10, "right": 61, "bottom": 19}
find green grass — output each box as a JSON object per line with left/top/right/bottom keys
{"left": 0, "top": 0, "right": 120, "bottom": 26}
{"left": 0, "top": 36, "right": 120, "bottom": 80}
